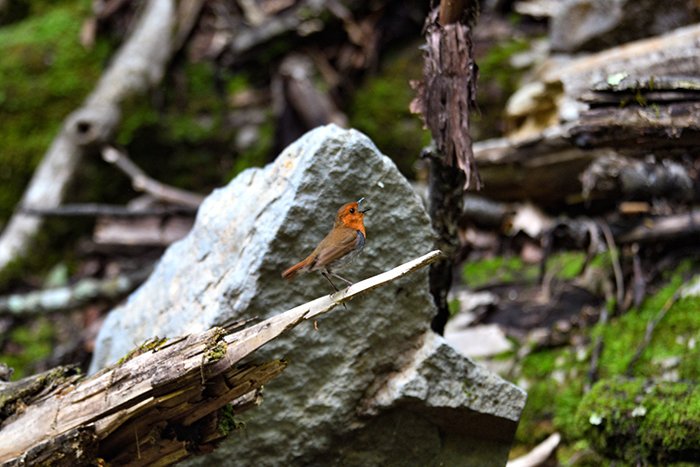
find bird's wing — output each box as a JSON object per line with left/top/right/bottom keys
{"left": 314, "top": 228, "right": 359, "bottom": 269}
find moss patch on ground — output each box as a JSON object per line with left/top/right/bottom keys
{"left": 576, "top": 377, "right": 700, "bottom": 464}
{"left": 348, "top": 43, "right": 431, "bottom": 178}
{"left": 512, "top": 264, "right": 700, "bottom": 464}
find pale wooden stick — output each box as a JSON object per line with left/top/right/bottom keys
{"left": 506, "top": 432, "right": 561, "bottom": 467}
{"left": 102, "top": 147, "right": 205, "bottom": 208}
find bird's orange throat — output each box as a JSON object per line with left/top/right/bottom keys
{"left": 335, "top": 201, "right": 367, "bottom": 236}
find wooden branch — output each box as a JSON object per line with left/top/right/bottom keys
{"left": 102, "top": 147, "right": 205, "bottom": 208}
{"left": 0, "top": 250, "right": 442, "bottom": 465}
{"left": 0, "top": 269, "right": 151, "bottom": 316}
{"left": 0, "top": 0, "right": 182, "bottom": 274}
{"left": 21, "top": 204, "right": 197, "bottom": 218}
{"left": 506, "top": 432, "right": 561, "bottom": 467}
{"left": 618, "top": 209, "right": 700, "bottom": 244}
{"left": 570, "top": 101, "right": 700, "bottom": 151}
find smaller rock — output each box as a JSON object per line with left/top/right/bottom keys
{"left": 445, "top": 324, "right": 513, "bottom": 358}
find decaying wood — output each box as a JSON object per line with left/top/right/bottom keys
{"left": 570, "top": 101, "right": 700, "bottom": 151}
{"left": 0, "top": 269, "right": 151, "bottom": 316}
{"left": 474, "top": 110, "right": 698, "bottom": 206}
{"left": 473, "top": 129, "right": 613, "bottom": 205}
{"left": 412, "top": 0, "right": 479, "bottom": 335}
{"left": 0, "top": 329, "right": 286, "bottom": 465}
{"left": 101, "top": 147, "right": 205, "bottom": 209}
{"left": 411, "top": 6, "right": 481, "bottom": 189}
{"left": 581, "top": 155, "right": 694, "bottom": 202}
{"left": 543, "top": 23, "right": 700, "bottom": 101}
{"left": 0, "top": 0, "right": 183, "bottom": 274}
{"left": 0, "top": 250, "right": 442, "bottom": 465}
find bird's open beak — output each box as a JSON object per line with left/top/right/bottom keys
{"left": 357, "top": 197, "right": 371, "bottom": 213}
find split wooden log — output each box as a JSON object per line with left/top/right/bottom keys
{"left": 0, "top": 250, "right": 443, "bottom": 465}
{"left": 475, "top": 96, "right": 700, "bottom": 206}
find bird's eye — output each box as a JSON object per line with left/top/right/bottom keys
{"left": 349, "top": 208, "right": 355, "bottom": 213}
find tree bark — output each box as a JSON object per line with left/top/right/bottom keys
{"left": 412, "top": 0, "right": 480, "bottom": 334}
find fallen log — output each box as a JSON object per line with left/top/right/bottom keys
{"left": 0, "top": 250, "right": 443, "bottom": 465}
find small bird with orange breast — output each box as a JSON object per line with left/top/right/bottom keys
{"left": 282, "top": 198, "right": 370, "bottom": 291}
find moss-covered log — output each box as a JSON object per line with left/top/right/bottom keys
{"left": 576, "top": 377, "right": 700, "bottom": 464}
{"left": 0, "top": 326, "right": 287, "bottom": 466}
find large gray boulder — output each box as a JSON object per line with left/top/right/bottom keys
{"left": 91, "top": 124, "right": 526, "bottom": 465}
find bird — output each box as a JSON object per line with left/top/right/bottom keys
{"left": 282, "top": 198, "right": 370, "bottom": 292}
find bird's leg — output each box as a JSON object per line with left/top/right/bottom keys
{"left": 321, "top": 271, "right": 340, "bottom": 292}
{"left": 330, "top": 272, "right": 353, "bottom": 286}
{"left": 322, "top": 270, "right": 347, "bottom": 310}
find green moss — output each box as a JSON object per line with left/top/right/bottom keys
{"left": 348, "top": 44, "right": 431, "bottom": 178}
{"left": 0, "top": 317, "right": 54, "bottom": 379}
{"left": 478, "top": 38, "right": 530, "bottom": 91}
{"left": 462, "top": 255, "right": 537, "bottom": 288}
{"left": 576, "top": 377, "right": 700, "bottom": 463}
{"left": 595, "top": 276, "right": 687, "bottom": 377}
{"left": 0, "top": 2, "right": 110, "bottom": 223}
{"left": 217, "top": 403, "right": 245, "bottom": 436}
{"left": 0, "top": 365, "right": 78, "bottom": 419}
{"left": 113, "top": 62, "right": 246, "bottom": 193}
{"left": 514, "top": 265, "right": 700, "bottom": 463}
{"left": 473, "top": 37, "right": 532, "bottom": 139}
{"left": 205, "top": 340, "right": 228, "bottom": 362}
{"left": 116, "top": 336, "right": 168, "bottom": 366}
{"left": 462, "top": 251, "right": 608, "bottom": 289}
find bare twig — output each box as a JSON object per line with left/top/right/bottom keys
{"left": 0, "top": 268, "right": 152, "bottom": 316}
{"left": 586, "top": 305, "right": 608, "bottom": 392}
{"left": 506, "top": 432, "right": 561, "bottom": 467}
{"left": 22, "top": 204, "right": 197, "bottom": 218}
{"left": 286, "top": 250, "right": 444, "bottom": 321}
{"left": 598, "top": 220, "right": 624, "bottom": 310}
{"left": 101, "top": 147, "right": 205, "bottom": 208}
{"left": 625, "top": 286, "right": 682, "bottom": 376}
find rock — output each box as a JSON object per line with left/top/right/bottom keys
{"left": 445, "top": 323, "right": 514, "bottom": 359}
{"left": 550, "top": 0, "right": 698, "bottom": 53}
{"left": 90, "top": 124, "right": 526, "bottom": 465}
{"left": 323, "top": 332, "right": 526, "bottom": 467}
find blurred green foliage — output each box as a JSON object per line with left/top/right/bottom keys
{"left": 512, "top": 263, "right": 700, "bottom": 464}
{"left": 0, "top": 1, "right": 110, "bottom": 224}
{"left": 348, "top": 44, "right": 431, "bottom": 178}
{"left": 0, "top": 317, "right": 54, "bottom": 380}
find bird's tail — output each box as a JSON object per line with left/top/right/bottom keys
{"left": 281, "top": 257, "right": 311, "bottom": 280}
